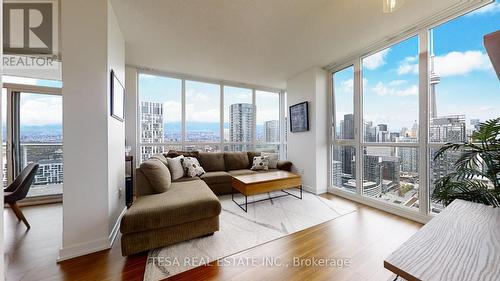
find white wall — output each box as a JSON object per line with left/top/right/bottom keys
{"left": 125, "top": 67, "right": 138, "bottom": 167}
{"left": 286, "top": 67, "right": 328, "bottom": 194}
{"left": 107, "top": 0, "right": 126, "bottom": 242}
{"left": 60, "top": 0, "right": 125, "bottom": 261}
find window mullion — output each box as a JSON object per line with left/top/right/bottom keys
{"left": 354, "top": 59, "right": 363, "bottom": 196}
{"left": 181, "top": 79, "right": 186, "bottom": 150}
{"left": 418, "top": 29, "right": 430, "bottom": 216}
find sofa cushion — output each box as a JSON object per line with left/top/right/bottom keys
{"left": 227, "top": 169, "right": 257, "bottom": 176}
{"left": 200, "top": 171, "right": 232, "bottom": 185}
{"left": 139, "top": 159, "right": 172, "bottom": 193}
{"left": 224, "top": 152, "right": 249, "bottom": 171}
{"left": 165, "top": 150, "right": 199, "bottom": 159}
{"left": 167, "top": 156, "right": 185, "bottom": 180}
{"left": 149, "top": 153, "right": 169, "bottom": 167}
{"left": 173, "top": 176, "right": 200, "bottom": 182}
{"left": 198, "top": 152, "right": 225, "bottom": 172}
{"left": 120, "top": 179, "right": 221, "bottom": 234}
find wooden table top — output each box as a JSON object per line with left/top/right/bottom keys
{"left": 232, "top": 170, "right": 300, "bottom": 185}
{"left": 384, "top": 199, "right": 500, "bottom": 281}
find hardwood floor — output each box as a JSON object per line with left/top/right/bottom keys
{"left": 4, "top": 195, "right": 422, "bottom": 281}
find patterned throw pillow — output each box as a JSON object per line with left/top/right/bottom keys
{"left": 181, "top": 157, "right": 206, "bottom": 177}
{"left": 251, "top": 156, "right": 269, "bottom": 171}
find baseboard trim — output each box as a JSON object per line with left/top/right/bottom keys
{"left": 109, "top": 207, "right": 127, "bottom": 247}
{"left": 58, "top": 207, "right": 127, "bottom": 262}
{"left": 302, "top": 185, "right": 328, "bottom": 195}
{"left": 57, "top": 237, "right": 111, "bottom": 262}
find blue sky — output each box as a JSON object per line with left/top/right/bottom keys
{"left": 335, "top": 0, "right": 500, "bottom": 133}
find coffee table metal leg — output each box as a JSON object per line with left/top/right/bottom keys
{"left": 232, "top": 187, "right": 248, "bottom": 213}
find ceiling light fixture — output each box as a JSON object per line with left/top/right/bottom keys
{"left": 383, "top": 0, "right": 405, "bottom": 13}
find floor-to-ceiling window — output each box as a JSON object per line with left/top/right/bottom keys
{"left": 329, "top": 0, "right": 500, "bottom": 219}
{"left": 138, "top": 74, "right": 183, "bottom": 162}
{"left": 331, "top": 66, "right": 356, "bottom": 193}
{"left": 138, "top": 71, "right": 285, "bottom": 162}
{"left": 2, "top": 76, "right": 63, "bottom": 199}
{"left": 223, "top": 86, "right": 253, "bottom": 152}
{"left": 361, "top": 36, "right": 420, "bottom": 209}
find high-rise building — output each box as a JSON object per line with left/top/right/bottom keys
{"left": 342, "top": 114, "right": 354, "bottom": 139}
{"left": 429, "top": 115, "right": 466, "bottom": 143}
{"left": 376, "top": 124, "right": 389, "bottom": 142}
{"left": 140, "top": 101, "right": 164, "bottom": 161}
{"left": 331, "top": 160, "right": 342, "bottom": 187}
{"left": 230, "top": 103, "right": 254, "bottom": 142}
{"left": 399, "top": 137, "right": 419, "bottom": 173}
{"left": 264, "top": 120, "right": 279, "bottom": 142}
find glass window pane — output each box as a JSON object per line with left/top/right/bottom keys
{"left": 185, "top": 144, "right": 221, "bottom": 152}
{"left": 362, "top": 36, "right": 419, "bottom": 143}
{"left": 429, "top": 1, "right": 500, "bottom": 143}
{"left": 332, "top": 145, "right": 356, "bottom": 192}
{"left": 138, "top": 74, "right": 182, "bottom": 162}
{"left": 185, "top": 81, "right": 220, "bottom": 142}
{"left": 255, "top": 143, "right": 279, "bottom": 153}
{"left": 362, "top": 146, "right": 419, "bottom": 209}
{"left": 139, "top": 74, "right": 182, "bottom": 143}
{"left": 333, "top": 66, "right": 354, "bottom": 140}
{"left": 256, "top": 91, "right": 280, "bottom": 142}
{"left": 224, "top": 86, "right": 253, "bottom": 142}
{"left": 20, "top": 92, "right": 63, "bottom": 197}
{"left": 223, "top": 144, "right": 252, "bottom": 152}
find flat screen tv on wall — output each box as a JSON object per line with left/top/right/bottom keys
{"left": 289, "top": 101, "right": 309, "bottom": 132}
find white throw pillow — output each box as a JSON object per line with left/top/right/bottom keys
{"left": 261, "top": 152, "right": 279, "bottom": 169}
{"left": 182, "top": 157, "right": 205, "bottom": 177}
{"left": 251, "top": 156, "right": 269, "bottom": 171}
{"left": 167, "top": 155, "right": 185, "bottom": 180}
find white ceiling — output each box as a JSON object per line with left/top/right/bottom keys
{"left": 110, "top": 0, "right": 461, "bottom": 89}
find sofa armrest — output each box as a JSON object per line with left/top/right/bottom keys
{"left": 277, "top": 160, "right": 292, "bottom": 171}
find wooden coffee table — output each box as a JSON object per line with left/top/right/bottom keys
{"left": 231, "top": 170, "right": 302, "bottom": 212}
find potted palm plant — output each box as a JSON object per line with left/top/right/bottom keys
{"left": 432, "top": 117, "right": 500, "bottom": 207}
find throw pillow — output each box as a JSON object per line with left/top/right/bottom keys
{"left": 140, "top": 159, "right": 172, "bottom": 193}
{"left": 251, "top": 156, "right": 269, "bottom": 171}
{"left": 167, "top": 155, "right": 185, "bottom": 180}
{"left": 181, "top": 157, "right": 206, "bottom": 177}
{"left": 261, "top": 152, "right": 279, "bottom": 169}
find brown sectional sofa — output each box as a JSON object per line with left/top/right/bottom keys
{"left": 120, "top": 151, "right": 292, "bottom": 256}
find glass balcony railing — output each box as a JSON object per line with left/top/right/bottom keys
{"left": 3, "top": 143, "right": 63, "bottom": 197}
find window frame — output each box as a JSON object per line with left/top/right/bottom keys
{"left": 137, "top": 70, "right": 286, "bottom": 163}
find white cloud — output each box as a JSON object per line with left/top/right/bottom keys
{"left": 372, "top": 81, "right": 418, "bottom": 97}
{"left": 163, "top": 101, "right": 182, "bottom": 122}
{"left": 389, "top": 80, "right": 408, "bottom": 86}
{"left": 20, "top": 96, "right": 62, "bottom": 126}
{"left": 397, "top": 56, "right": 419, "bottom": 75}
{"left": 340, "top": 78, "right": 353, "bottom": 94}
{"left": 468, "top": 2, "right": 500, "bottom": 16}
{"left": 433, "top": 51, "right": 492, "bottom": 77}
{"left": 363, "top": 49, "right": 390, "bottom": 70}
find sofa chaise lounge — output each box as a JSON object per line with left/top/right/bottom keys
{"left": 120, "top": 151, "right": 292, "bottom": 256}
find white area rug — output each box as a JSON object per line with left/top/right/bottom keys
{"left": 143, "top": 191, "right": 356, "bottom": 280}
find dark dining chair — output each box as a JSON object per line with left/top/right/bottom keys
{"left": 4, "top": 163, "right": 39, "bottom": 229}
